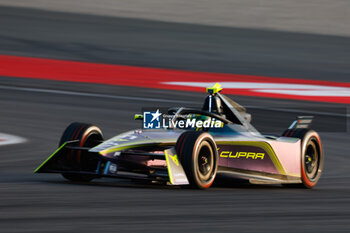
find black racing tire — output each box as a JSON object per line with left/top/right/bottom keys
{"left": 59, "top": 122, "right": 103, "bottom": 182}
{"left": 284, "top": 129, "right": 323, "bottom": 188}
{"left": 176, "top": 131, "right": 218, "bottom": 189}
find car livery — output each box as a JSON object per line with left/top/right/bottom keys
{"left": 35, "top": 83, "right": 324, "bottom": 189}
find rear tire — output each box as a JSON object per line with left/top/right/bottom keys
{"left": 284, "top": 129, "right": 323, "bottom": 188}
{"left": 59, "top": 122, "right": 103, "bottom": 182}
{"left": 176, "top": 131, "right": 218, "bottom": 189}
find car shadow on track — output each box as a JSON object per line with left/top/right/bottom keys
{"left": 41, "top": 177, "right": 286, "bottom": 191}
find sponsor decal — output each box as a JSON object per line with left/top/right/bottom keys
{"left": 220, "top": 151, "right": 265, "bottom": 160}
{"left": 113, "top": 152, "right": 121, "bottom": 157}
{"left": 168, "top": 154, "right": 180, "bottom": 166}
{"left": 143, "top": 109, "right": 162, "bottom": 129}
{"left": 108, "top": 163, "right": 118, "bottom": 174}
{"left": 142, "top": 108, "right": 223, "bottom": 129}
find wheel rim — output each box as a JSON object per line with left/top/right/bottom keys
{"left": 196, "top": 141, "right": 214, "bottom": 181}
{"left": 304, "top": 140, "right": 319, "bottom": 180}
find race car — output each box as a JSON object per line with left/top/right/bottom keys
{"left": 35, "top": 83, "right": 324, "bottom": 189}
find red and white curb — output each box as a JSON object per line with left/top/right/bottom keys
{"left": 0, "top": 133, "right": 26, "bottom": 146}
{"left": 1, "top": 55, "right": 350, "bottom": 104}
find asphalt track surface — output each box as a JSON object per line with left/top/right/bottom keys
{"left": 1, "top": 0, "right": 350, "bottom": 37}
{"left": 0, "top": 6, "right": 349, "bottom": 233}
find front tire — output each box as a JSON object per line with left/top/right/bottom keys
{"left": 176, "top": 131, "right": 218, "bottom": 189}
{"left": 59, "top": 122, "right": 103, "bottom": 182}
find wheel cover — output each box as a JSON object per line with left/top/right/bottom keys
{"left": 196, "top": 141, "right": 214, "bottom": 181}
{"left": 304, "top": 140, "right": 319, "bottom": 180}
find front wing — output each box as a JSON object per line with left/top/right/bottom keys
{"left": 35, "top": 141, "right": 189, "bottom": 185}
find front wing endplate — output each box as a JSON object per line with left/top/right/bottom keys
{"left": 164, "top": 148, "right": 189, "bottom": 185}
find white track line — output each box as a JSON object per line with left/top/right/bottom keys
{"left": 0, "top": 85, "right": 348, "bottom": 118}
{"left": 164, "top": 81, "right": 350, "bottom": 97}
{"left": 245, "top": 105, "right": 350, "bottom": 118}
{"left": 0, "top": 85, "right": 198, "bottom": 104}
{"left": 0, "top": 133, "right": 26, "bottom": 146}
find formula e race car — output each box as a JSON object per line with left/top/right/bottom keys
{"left": 35, "top": 83, "right": 324, "bottom": 189}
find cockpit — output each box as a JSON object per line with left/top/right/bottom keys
{"left": 168, "top": 83, "right": 259, "bottom": 134}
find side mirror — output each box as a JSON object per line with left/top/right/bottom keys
{"left": 134, "top": 114, "right": 143, "bottom": 120}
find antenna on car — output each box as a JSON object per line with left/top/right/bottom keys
{"left": 206, "top": 83, "right": 223, "bottom": 95}
{"left": 205, "top": 83, "right": 222, "bottom": 112}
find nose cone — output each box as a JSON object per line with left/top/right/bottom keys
{"left": 89, "top": 129, "right": 182, "bottom": 154}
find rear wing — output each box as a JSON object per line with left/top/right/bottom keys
{"left": 282, "top": 116, "right": 313, "bottom": 136}
{"left": 288, "top": 116, "right": 313, "bottom": 129}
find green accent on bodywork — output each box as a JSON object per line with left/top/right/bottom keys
{"left": 164, "top": 150, "right": 174, "bottom": 184}
{"left": 34, "top": 142, "right": 67, "bottom": 173}
{"left": 206, "top": 83, "right": 223, "bottom": 94}
{"left": 217, "top": 141, "right": 286, "bottom": 175}
{"left": 168, "top": 153, "right": 180, "bottom": 166}
{"left": 134, "top": 114, "right": 143, "bottom": 120}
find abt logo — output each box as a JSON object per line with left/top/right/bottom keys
{"left": 143, "top": 109, "right": 162, "bottom": 129}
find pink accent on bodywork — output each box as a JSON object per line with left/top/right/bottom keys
{"left": 269, "top": 139, "right": 301, "bottom": 177}
{"left": 146, "top": 159, "right": 167, "bottom": 167}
